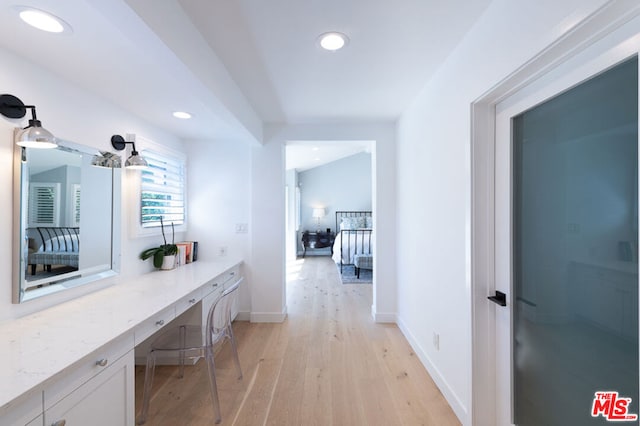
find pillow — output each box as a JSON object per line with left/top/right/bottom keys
{"left": 341, "top": 216, "right": 367, "bottom": 230}
{"left": 341, "top": 218, "right": 356, "bottom": 230}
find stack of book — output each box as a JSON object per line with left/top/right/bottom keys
{"left": 175, "top": 241, "right": 198, "bottom": 266}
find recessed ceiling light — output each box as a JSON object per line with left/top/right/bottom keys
{"left": 15, "top": 7, "right": 72, "bottom": 34}
{"left": 312, "top": 147, "right": 319, "bottom": 151}
{"left": 172, "top": 111, "right": 192, "bottom": 119}
{"left": 319, "top": 32, "right": 348, "bottom": 51}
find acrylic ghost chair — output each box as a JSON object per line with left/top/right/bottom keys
{"left": 138, "top": 277, "right": 244, "bottom": 424}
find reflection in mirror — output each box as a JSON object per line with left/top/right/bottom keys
{"left": 13, "top": 138, "right": 121, "bottom": 303}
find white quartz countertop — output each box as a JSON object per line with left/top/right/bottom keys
{"left": 0, "top": 257, "right": 242, "bottom": 412}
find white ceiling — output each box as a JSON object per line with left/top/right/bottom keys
{"left": 0, "top": 0, "right": 491, "bottom": 148}
{"left": 176, "top": 0, "right": 492, "bottom": 123}
{"left": 286, "top": 140, "right": 372, "bottom": 172}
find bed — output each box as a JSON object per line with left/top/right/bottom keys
{"left": 332, "top": 211, "right": 373, "bottom": 273}
{"left": 27, "top": 227, "right": 80, "bottom": 275}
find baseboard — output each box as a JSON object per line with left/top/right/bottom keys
{"left": 396, "top": 316, "right": 468, "bottom": 425}
{"left": 250, "top": 306, "right": 288, "bottom": 323}
{"left": 371, "top": 304, "right": 397, "bottom": 323}
{"left": 235, "top": 311, "right": 251, "bottom": 321}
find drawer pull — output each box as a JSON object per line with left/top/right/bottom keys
{"left": 189, "top": 298, "right": 197, "bottom": 304}
{"left": 230, "top": 271, "right": 235, "bottom": 276}
{"left": 52, "top": 420, "right": 66, "bottom": 426}
{"left": 155, "top": 320, "right": 165, "bottom": 326}
{"left": 212, "top": 283, "right": 218, "bottom": 288}
{"left": 95, "top": 358, "right": 108, "bottom": 367}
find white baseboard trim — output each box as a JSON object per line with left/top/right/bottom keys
{"left": 235, "top": 311, "right": 251, "bottom": 321}
{"left": 396, "top": 316, "right": 468, "bottom": 425}
{"left": 371, "top": 304, "right": 397, "bottom": 323}
{"left": 250, "top": 306, "right": 288, "bottom": 323}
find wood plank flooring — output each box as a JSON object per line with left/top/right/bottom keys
{"left": 135, "top": 256, "right": 460, "bottom": 425}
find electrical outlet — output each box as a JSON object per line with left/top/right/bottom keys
{"left": 219, "top": 246, "right": 228, "bottom": 256}
{"left": 433, "top": 332, "right": 440, "bottom": 351}
{"left": 235, "top": 223, "right": 248, "bottom": 233}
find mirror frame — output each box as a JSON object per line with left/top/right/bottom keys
{"left": 12, "top": 133, "right": 121, "bottom": 303}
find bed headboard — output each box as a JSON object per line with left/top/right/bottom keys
{"left": 335, "top": 211, "right": 372, "bottom": 232}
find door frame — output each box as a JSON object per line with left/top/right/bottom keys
{"left": 470, "top": 2, "right": 640, "bottom": 425}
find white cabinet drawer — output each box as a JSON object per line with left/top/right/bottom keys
{"left": 175, "top": 288, "right": 202, "bottom": 317}
{"left": 202, "top": 266, "right": 240, "bottom": 297}
{"left": 222, "top": 266, "right": 240, "bottom": 288}
{"left": 25, "top": 414, "right": 42, "bottom": 426}
{"left": 0, "top": 389, "right": 42, "bottom": 426}
{"left": 45, "top": 350, "right": 134, "bottom": 426}
{"left": 133, "top": 306, "right": 175, "bottom": 346}
{"left": 45, "top": 333, "right": 134, "bottom": 410}
{"left": 202, "top": 277, "right": 224, "bottom": 298}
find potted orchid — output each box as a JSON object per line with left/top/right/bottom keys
{"left": 140, "top": 218, "right": 179, "bottom": 270}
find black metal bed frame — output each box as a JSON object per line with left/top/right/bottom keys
{"left": 334, "top": 211, "right": 372, "bottom": 273}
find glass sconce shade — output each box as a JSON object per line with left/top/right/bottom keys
{"left": 111, "top": 134, "right": 148, "bottom": 169}
{"left": 125, "top": 152, "right": 148, "bottom": 169}
{"left": 0, "top": 94, "right": 56, "bottom": 148}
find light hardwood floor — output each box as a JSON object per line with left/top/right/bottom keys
{"left": 135, "top": 256, "right": 460, "bottom": 425}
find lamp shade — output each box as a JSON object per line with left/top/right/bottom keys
{"left": 111, "top": 134, "right": 148, "bottom": 169}
{"left": 312, "top": 208, "right": 326, "bottom": 218}
{"left": 125, "top": 152, "right": 148, "bottom": 169}
{"left": 16, "top": 122, "right": 57, "bottom": 148}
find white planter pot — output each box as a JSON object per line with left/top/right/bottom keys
{"left": 160, "top": 254, "right": 176, "bottom": 270}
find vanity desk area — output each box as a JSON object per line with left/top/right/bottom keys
{"left": 0, "top": 257, "right": 243, "bottom": 426}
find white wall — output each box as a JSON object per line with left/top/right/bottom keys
{"left": 298, "top": 152, "right": 372, "bottom": 235}
{"left": 0, "top": 46, "right": 186, "bottom": 321}
{"left": 395, "top": 0, "right": 610, "bottom": 423}
{"left": 285, "top": 169, "right": 298, "bottom": 261}
{"left": 186, "top": 139, "right": 252, "bottom": 319}
{"left": 252, "top": 122, "right": 396, "bottom": 322}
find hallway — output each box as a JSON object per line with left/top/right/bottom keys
{"left": 136, "top": 256, "right": 459, "bottom": 425}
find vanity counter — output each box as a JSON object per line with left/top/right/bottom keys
{"left": 0, "top": 257, "right": 242, "bottom": 415}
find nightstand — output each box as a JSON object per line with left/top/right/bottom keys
{"left": 301, "top": 231, "right": 335, "bottom": 257}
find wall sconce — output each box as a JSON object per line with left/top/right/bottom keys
{"left": 110, "top": 134, "right": 148, "bottom": 169}
{"left": 91, "top": 151, "right": 122, "bottom": 168}
{"left": 312, "top": 207, "right": 326, "bottom": 232}
{"left": 0, "top": 94, "right": 57, "bottom": 148}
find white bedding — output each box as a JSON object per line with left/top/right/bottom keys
{"left": 332, "top": 229, "right": 373, "bottom": 265}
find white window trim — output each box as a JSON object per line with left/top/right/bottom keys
{"left": 127, "top": 135, "right": 188, "bottom": 239}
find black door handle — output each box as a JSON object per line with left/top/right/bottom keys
{"left": 488, "top": 290, "right": 507, "bottom": 306}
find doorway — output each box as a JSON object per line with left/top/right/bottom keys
{"left": 472, "top": 7, "right": 640, "bottom": 426}
{"left": 284, "top": 140, "right": 374, "bottom": 259}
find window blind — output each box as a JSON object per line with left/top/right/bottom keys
{"left": 72, "top": 184, "right": 81, "bottom": 227}
{"left": 29, "top": 182, "right": 60, "bottom": 227}
{"left": 140, "top": 150, "right": 185, "bottom": 228}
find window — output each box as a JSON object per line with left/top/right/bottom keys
{"left": 29, "top": 182, "right": 60, "bottom": 226}
{"left": 140, "top": 150, "right": 185, "bottom": 228}
{"left": 71, "top": 184, "right": 81, "bottom": 227}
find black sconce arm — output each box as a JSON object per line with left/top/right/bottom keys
{"left": 111, "top": 134, "right": 139, "bottom": 154}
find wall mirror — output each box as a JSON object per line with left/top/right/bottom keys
{"left": 13, "top": 136, "right": 121, "bottom": 303}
